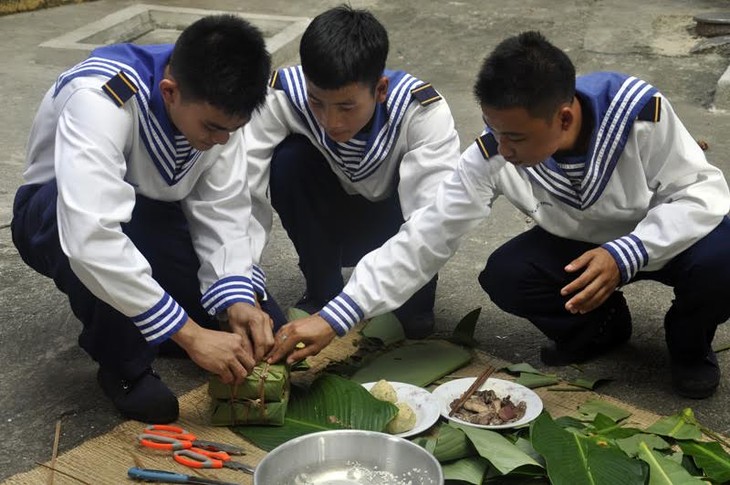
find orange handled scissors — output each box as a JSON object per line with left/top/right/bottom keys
{"left": 174, "top": 448, "right": 255, "bottom": 474}
{"left": 138, "top": 425, "right": 245, "bottom": 455}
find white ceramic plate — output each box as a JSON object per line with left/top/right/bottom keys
{"left": 431, "top": 377, "right": 543, "bottom": 430}
{"left": 362, "top": 381, "right": 441, "bottom": 438}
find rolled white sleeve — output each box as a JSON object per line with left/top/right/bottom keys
{"left": 182, "top": 129, "right": 260, "bottom": 314}
{"left": 321, "top": 144, "right": 496, "bottom": 335}
{"left": 244, "top": 89, "right": 293, "bottom": 267}
{"left": 601, "top": 96, "right": 730, "bottom": 282}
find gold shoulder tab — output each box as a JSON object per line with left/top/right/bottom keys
{"left": 410, "top": 82, "right": 442, "bottom": 106}
{"left": 269, "top": 70, "right": 283, "bottom": 89}
{"left": 637, "top": 95, "right": 661, "bottom": 122}
{"left": 475, "top": 132, "right": 499, "bottom": 160}
{"left": 101, "top": 71, "right": 138, "bottom": 107}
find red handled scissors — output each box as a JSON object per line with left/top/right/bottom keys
{"left": 138, "top": 425, "right": 245, "bottom": 455}
{"left": 174, "top": 447, "right": 255, "bottom": 474}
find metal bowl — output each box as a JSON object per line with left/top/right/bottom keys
{"left": 253, "top": 429, "right": 443, "bottom": 485}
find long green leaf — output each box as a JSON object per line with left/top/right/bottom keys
{"left": 577, "top": 399, "right": 631, "bottom": 422}
{"left": 456, "top": 424, "right": 542, "bottom": 475}
{"left": 360, "top": 312, "right": 405, "bottom": 346}
{"left": 566, "top": 376, "right": 612, "bottom": 390}
{"left": 638, "top": 443, "right": 705, "bottom": 485}
{"left": 232, "top": 374, "right": 397, "bottom": 451}
{"left": 286, "top": 307, "right": 310, "bottom": 321}
{"left": 433, "top": 423, "right": 474, "bottom": 462}
{"left": 646, "top": 412, "right": 702, "bottom": 441}
{"left": 442, "top": 456, "right": 489, "bottom": 484}
{"left": 616, "top": 434, "right": 671, "bottom": 457}
{"left": 531, "top": 413, "right": 646, "bottom": 485}
{"left": 350, "top": 340, "right": 471, "bottom": 386}
{"left": 505, "top": 363, "right": 547, "bottom": 375}
{"left": 678, "top": 440, "right": 730, "bottom": 483}
{"left": 516, "top": 373, "right": 559, "bottom": 389}
{"left": 449, "top": 307, "right": 481, "bottom": 347}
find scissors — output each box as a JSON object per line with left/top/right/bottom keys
{"left": 128, "top": 467, "right": 239, "bottom": 485}
{"left": 174, "top": 447, "right": 255, "bottom": 474}
{"left": 138, "top": 424, "right": 245, "bottom": 455}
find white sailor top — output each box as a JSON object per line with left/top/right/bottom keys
{"left": 22, "top": 44, "right": 262, "bottom": 345}
{"left": 324, "top": 72, "right": 730, "bottom": 335}
{"left": 244, "top": 65, "right": 461, "bottom": 277}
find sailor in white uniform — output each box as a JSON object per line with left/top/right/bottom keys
{"left": 11, "top": 16, "right": 284, "bottom": 423}
{"left": 245, "top": 6, "right": 460, "bottom": 339}
{"left": 270, "top": 32, "right": 730, "bottom": 400}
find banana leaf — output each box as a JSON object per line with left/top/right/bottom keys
{"left": 413, "top": 422, "right": 475, "bottom": 462}
{"left": 576, "top": 399, "right": 632, "bottom": 422}
{"left": 531, "top": 413, "right": 648, "bottom": 485}
{"left": 616, "top": 434, "right": 671, "bottom": 457}
{"left": 232, "top": 374, "right": 398, "bottom": 451}
{"left": 504, "top": 363, "right": 546, "bottom": 375}
{"left": 360, "top": 312, "right": 405, "bottom": 346}
{"left": 287, "top": 307, "right": 310, "bottom": 321}
{"left": 646, "top": 411, "right": 702, "bottom": 441}
{"left": 442, "top": 456, "right": 489, "bottom": 484}
{"left": 210, "top": 392, "right": 288, "bottom": 426}
{"left": 350, "top": 340, "right": 472, "bottom": 386}
{"left": 678, "top": 440, "right": 730, "bottom": 483}
{"left": 638, "top": 444, "right": 705, "bottom": 485}
{"left": 515, "top": 373, "right": 559, "bottom": 389}
{"left": 456, "top": 424, "right": 542, "bottom": 476}
{"left": 448, "top": 307, "right": 481, "bottom": 347}
{"left": 208, "top": 363, "right": 289, "bottom": 402}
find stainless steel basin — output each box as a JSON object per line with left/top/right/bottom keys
{"left": 253, "top": 429, "right": 443, "bottom": 485}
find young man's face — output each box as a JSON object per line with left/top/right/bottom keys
{"left": 305, "top": 77, "right": 388, "bottom": 143}
{"left": 161, "top": 78, "right": 248, "bottom": 151}
{"left": 481, "top": 105, "right": 566, "bottom": 167}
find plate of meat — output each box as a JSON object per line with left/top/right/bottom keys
{"left": 431, "top": 377, "right": 543, "bottom": 429}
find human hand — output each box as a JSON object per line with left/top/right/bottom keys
{"left": 265, "top": 315, "right": 337, "bottom": 365}
{"left": 561, "top": 247, "right": 621, "bottom": 314}
{"left": 171, "top": 319, "right": 255, "bottom": 384}
{"left": 226, "top": 302, "right": 275, "bottom": 363}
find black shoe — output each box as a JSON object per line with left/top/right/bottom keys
{"left": 97, "top": 367, "right": 179, "bottom": 423}
{"left": 398, "top": 311, "right": 436, "bottom": 340}
{"left": 671, "top": 352, "right": 720, "bottom": 399}
{"left": 540, "top": 292, "right": 632, "bottom": 366}
{"left": 294, "top": 292, "right": 325, "bottom": 315}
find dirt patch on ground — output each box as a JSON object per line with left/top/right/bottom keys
{"left": 0, "top": 0, "right": 93, "bottom": 16}
{"left": 652, "top": 14, "right": 700, "bottom": 56}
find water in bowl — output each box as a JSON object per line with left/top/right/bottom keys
{"left": 283, "top": 460, "right": 436, "bottom": 485}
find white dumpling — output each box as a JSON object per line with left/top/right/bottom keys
{"left": 386, "top": 401, "right": 417, "bottom": 434}
{"left": 370, "top": 379, "right": 398, "bottom": 403}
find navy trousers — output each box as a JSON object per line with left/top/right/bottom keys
{"left": 479, "top": 219, "right": 730, "bottom": 362}
{"left": 11, "top": 181, "right": 286, "bottom": 380}
{"left": 269, "top": 134, "right": 437, "bottom": 319}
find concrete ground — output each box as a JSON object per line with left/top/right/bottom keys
{"left": 1, "top": 0, "right": 730, "bottom": 480}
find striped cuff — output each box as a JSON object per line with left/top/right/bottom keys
{"left": 602, "top": 234, "right": 649, "bottom": 284}
{"left": 132, "top": 293, "right": 188, "bottom": 345}
{"left": 252, "top": 265, "right": 267, "bottom": 298}
{"left": 320, "top": 293, "right": 365, "bottom": 336}
{"left": 201, "top": 276, "right": 256, "bottom": 315}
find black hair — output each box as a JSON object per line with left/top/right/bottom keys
{"left": 299, "top": 4, "right": 388, "bottom": 91}
{"left": 170, "top": 15, "right": 271, "bottom": 119}
{"left": 473, "top": 31, "right": 575, "bottom": 120}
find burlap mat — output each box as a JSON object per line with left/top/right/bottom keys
{"left": 2, "top": 330, "right": 671, "bottom": 485}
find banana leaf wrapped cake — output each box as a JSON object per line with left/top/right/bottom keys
{"left": 208, "top": 362, "right": 290, "bottom": 426}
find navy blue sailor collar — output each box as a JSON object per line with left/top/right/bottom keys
{"left": 524, "top": 72, "right": 659, "bottom": 210}
{"left": 53, "top": 43, "right": 202, "bottom": 186}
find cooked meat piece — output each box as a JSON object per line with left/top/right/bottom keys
{"left": 462, "top": 398, "right": 492, "bottom": 414}
{"left": 453, "top": 388, "right": 527, "bottom": 425}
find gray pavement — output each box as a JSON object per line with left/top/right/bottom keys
{"left": 1, "top": 0, "right": 730, "bottom": 480}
